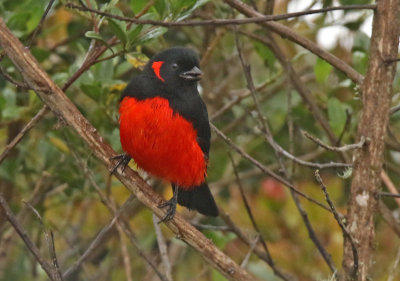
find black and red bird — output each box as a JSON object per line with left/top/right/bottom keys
{"left": 112, "top": 47, "right": 218, "bottom": 222}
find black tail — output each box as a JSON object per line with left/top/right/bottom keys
{"left": 173, "top": 183, "right": 219, "bottom": 217}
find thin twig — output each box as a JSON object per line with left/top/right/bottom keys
{"left": 218, "top": 210, "right": 295, "bottom": 281}
{"left": 336, "top": 109, "right": 352, "bottom": 145}
{"left": 0, "top": 194, "right": 57, "bottom": 281}
{"left": 191, "top": 223, "right": 232, "bottom": 232}
{"left": 116, "top": 223, "right": 133, "bottom": 281}
{"left": 228, "top": 153, "right": 273, "bottom": 264}
{"left": 152, "top": 214, "right": 173, "bottom": 281}
{"left": 27, "top": 0, "right": 56, "bottom": 48}
{"left": 240, "top": 235, "right": 259, "bottom": 268}
{"left": 380, "top": 171, "right": 400, "bottom": 207}
{"left": 387, "top": 246, "right": 400, "bottom": 281}
{"left": 0, "top": 106, "right": 49, "bottom": 165}
{"left": 378, "top": 192, "right": 400, "bottom": 198}
{"left": 390, "top": 104, "right": 400, "bottom": 115}
{"left": 66, "top": 2, "right": 375, "bottom": 27}
{"left": 315, "top": 170, "right": 358, "bottom": 279}
{"left": 24, "top": 201, "right": 64, "bottom": 281}
{"left": 0, "top": 66, "right": 30, "bottom": 89}
{"left": 303, "top": 131, "right": 367, "bottom": 152}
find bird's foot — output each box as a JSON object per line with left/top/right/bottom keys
{"left": 158, "top": 195, "right": 178, "bottom": 223}
{"left": 110, "top": 154, "right": 131, "bottom": 174}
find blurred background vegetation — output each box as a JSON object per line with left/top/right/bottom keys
{"left": 0, "top": 0, "right": 400, "bottom": 280}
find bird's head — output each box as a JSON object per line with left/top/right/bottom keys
{"left": 146, "top": 47, "right": 202, "bottom": 88}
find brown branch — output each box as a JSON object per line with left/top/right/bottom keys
{"left": 0, "top": 18, "right": 253, "bottom": 281}
{"left": 342, "top": 0, "right": 400, "bottom": 278}
{"left": 66, "top": 2, "right": 375, "bottom": 28}
{"left": 0, "top": 194, "right": 57, "bottom": 281}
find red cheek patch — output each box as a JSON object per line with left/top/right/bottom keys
{"left": 152, "top": 61, "right": 165, "bottom": 82}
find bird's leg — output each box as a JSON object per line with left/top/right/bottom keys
{"left": 110, "top": 154, "right": 131, "bottom": 174}
{"left": 158, "top": 185, "right": 178, "bottom": 223}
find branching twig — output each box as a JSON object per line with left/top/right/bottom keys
{"left": 303, "top": 131, "right": 367, "bottom": 152}
{"left": 315, "top": 170, "right": 358, "bottom": 279}
{"left": 240, "top": 235, "right": 259, "bottom": 268}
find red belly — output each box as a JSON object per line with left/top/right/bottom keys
{"left": 119, "top": 97, "right": 206, "bottom": 188}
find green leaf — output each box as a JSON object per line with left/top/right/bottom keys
{"left": 314, "top": 57, "right": 333, "bottom": 83}
{"left": 327, "top": 97, "right": 349, "bottom": 136}
{"left": 138, "top": 26, "right": 167, "bottom": 43}
{"left": 130, "top": 0, "right": 149, "bottom": 14}
{"left": 31, "top": 48, "right": 50, "bottom": 62}
{"left": 85, "top": 31, "right": 103, "bottom": 41}
{"left": 127, "top": 25, "right": 143, "bottom": 46}
{"left": 352, "top": 51, "right": 368, "bottom": 74}
{"left": 253, "top": 40, "right": 276, "bottom": 70}
{"left": 81, "top": 82, "right": 103, "bottom": 100}
{"left": 108, "top": 18, "right": 127, "bottom": 45}
{"left": 26, "top": 5, "right": 43, "bottom": 33}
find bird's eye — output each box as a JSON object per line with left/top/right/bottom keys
{"left": 172, "top": 63, "right": 179, "bottom": 70}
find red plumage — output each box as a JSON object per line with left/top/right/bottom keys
{"left": 119, "top": 96, "right": 206, "bottom": 188}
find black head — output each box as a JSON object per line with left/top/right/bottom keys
{"left": 145, "top": 47, "right": 202, "bottom": 87}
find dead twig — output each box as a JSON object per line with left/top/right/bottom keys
{"left": 315, "top": 170, "right": 358, "bottom": 279}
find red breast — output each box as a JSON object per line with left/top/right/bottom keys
{"left": 119, "top": 96, "right": 207, "bottom": 188}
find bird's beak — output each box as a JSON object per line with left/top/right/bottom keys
{"left": 180, "top": 66, "right": 203, "bottom": 81}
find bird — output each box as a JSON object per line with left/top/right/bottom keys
{"left": 111, "top": 47, "right": 218, "bottom": 222}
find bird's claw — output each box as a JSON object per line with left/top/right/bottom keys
{"left": 158, "top": 197, "right": 177, "bottom": 223}
{"left": 110, "top": 154, "right": 131, "bottom": 174}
